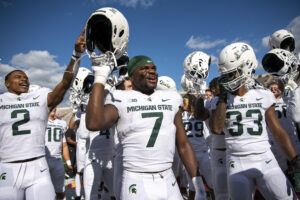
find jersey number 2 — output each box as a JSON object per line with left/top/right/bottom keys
{"left": 11, "top": 109, "right": 31, "bottom": 136}
{"left": 142, "top": 112, "right": 163, "bottom": 147}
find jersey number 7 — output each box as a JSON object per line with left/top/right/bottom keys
{"left": 142, "top": 112, "right": 163, "bottom": 147}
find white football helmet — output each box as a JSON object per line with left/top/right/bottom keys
{"left": 86, "top": 7, "right": 129, "bottom": 59}
{"left": 193, "top": 80, "right": 206, "bottom": 95}
{"left": 28, "top": 84, "right": 40, "bottom": 92}
{"left": 218, "top": 42, "right": 258, "bottom": 92}
{"left": 262, "top": 48, "right": 299, "bottom": 82}
{"left": 181, "top": 74, "right": 195, "bottom": 93}
{"left": 69, "top": 67, "right": 94, "bottom": 110}
{"left": 183, "top": 51, "right": 211, "bottom": 86}
{"left": 156, "top": 76, "right": 177, "bottom": 91}
{"left": 269, "top": 29, "right": 295, "bottom": 52}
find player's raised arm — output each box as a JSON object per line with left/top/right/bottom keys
{"left": 85, "top": 56, "right": 119, "bottom": 131}
{"left": 210, "top": 84, "right": 227, "bottom": 134}
{"left": 47, "top": 28, "right": 85, "bottom": 111}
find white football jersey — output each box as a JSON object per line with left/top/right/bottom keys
{"left": 224, "top": 89, "right": 275, "bottom": 155}
{"left": 182, "top": 111, "right": 209, "bottom": 152}
{"left": 105, "top": 89, "right": 182, "bottom": 172}
{"left": 0, "top": 88, "right": 51, "bottom": 162}
{"left": 77, "top": 112, "right": 89, "bottom": 139}
{"left": 287, "top": 87, "right": 300, "bottom": 123}
{"left": 45, "top": 119, "right": 67, "bottom": 158}
{"left": 210, "top": 96, "right": 226, "bottom": 149}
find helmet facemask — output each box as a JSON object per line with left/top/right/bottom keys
{"left": 183, "top": 51, "right": 211, "bottom": 89}
{"left": 219, "top": 68, "right": 246, "bottom": 92}
{"left": 262, "top": 49, "right": 299, "bottom": 83}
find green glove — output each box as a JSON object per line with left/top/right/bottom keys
{"left": 217, "top": 80, "right": 228, "bottom": 104}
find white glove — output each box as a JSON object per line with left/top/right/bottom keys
{"left": 283, "top": 79, "right": 298, "bottom": 98}
{"left": 104, "top": 77, "right": 115, "bottom": 92}
{"left": 285, "top": 79, "right": 298, "bottom": 91}
{"left": 192, "top": 176, "right": 207, "bottom": 200}
{"left": 91, "top": 53, "right": 115, "bottom": 85}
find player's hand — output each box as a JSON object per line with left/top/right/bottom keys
{"left": 217, "top": 80, "right": 228, "bottom": 104}
{"left": 192, "top": 176, "right": 207, "bottom": 200}
{"left": 91, "top": 53, "right": 115, "bottom": 85}
{"left": 291, "top": 155, "right": 300, "bottom": 192}
{"left": 67, "top": 164, "right": 73, "bottom": 170}
{"left": 74, "top": 28, "right": 86, "bottom": 54}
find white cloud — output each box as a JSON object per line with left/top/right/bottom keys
{"left": 210, "top": 55, "right": 218, "bottom": 65}
{"left": 95, "top": 0, "right": 154, "bottom": 8}
{"left": 287, "top": 16, "right": 300, "bottom": 53}
{"left": 261, "top": 36, "right": 269, "bottom": 48}
{"left": 0, "top": 50, "right": 67, "bottom": 105}
{"left": 186, "top": 36, "right": 227, "bottom": 50}
{"left": 260, "top": 15, "right": 300, "bottom": 52}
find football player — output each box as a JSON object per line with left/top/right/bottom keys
{"left": 211, "top": 42, "right": 299, "bottom": 199}
{"left": 266, "top": 80, "right": 300, "bottom": 172}
{"left": 0, "top": 28, "right": 85, "bottom": 200}
{"left": 69, "top": 67, "right": 94, "bottom": 200}
{"left": 86, "top": 55, "right": 202, "bottom": 200}
{"left": 265, "top": 29, "right": 300, "bottom": 124}
{"left": 182, "top": 51, "right": 214, "bottom": 199}
{"left": 182, "top": 93, "right": 211, "bottom": 200}
{"left": 113, "top": 76, "right": 132, "bottom": 200}
{"left": 45, "top": 107, "right": 72, "bottom": 200}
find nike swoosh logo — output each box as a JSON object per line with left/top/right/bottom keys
{"left": 40, "top": 168, "right": 47, "bottom": 173}
{"left": 172, "top": 181, "right": 176, "bottom": 186}
{"left": 162, "top": 99, "right": 170, "bottom": 102}
{"left": 256, "top": 98, "right": 263, "bottom": 101}
{"left": 33, "top": 95, "right": 40, "bottom": 100}
{"left": 265, "top": 159, "right": 272, "bottom": 164}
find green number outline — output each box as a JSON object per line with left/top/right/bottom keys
{"left": 142, "top": 112, "right": 163, "bottom": 147}
{"left": 47, "top": 127, "right": 62, "bottom": 142}
{"left": 246, "top": 109, "right": 263, "bottom": 135}
{"left": 11, "top": 109, "right": 31, "bottom": 136}
{"left": 226, "top": 109, "right": 263, "bottom": 136}
{"left": 226, "top": 111, "right": 243, "bottom": 136}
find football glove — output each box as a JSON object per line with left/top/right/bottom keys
{"left": 218, "top": 80, "right": 229, "bottom": 104}
{"left": 91, "top": 53, "right": 115, "bottom": 85}
{"left": 192, "top": 176, "right": 207, "bottom": 200}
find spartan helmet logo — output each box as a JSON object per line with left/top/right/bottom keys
{"left": 0, "top": 172, "right": 6, "bottom": 180}
{"left": 129, "top": 184, "right": 137, "bottom": 194}
{"left": 229, "top": 161, "right": 235, "bottom": 168}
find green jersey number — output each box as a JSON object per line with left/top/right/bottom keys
{"left": 11, "top": 109, "right": 31, "bottom": 136}
{"left": 47, "top": 127, "right": 62, "bottom": 142}
{"left": 183, "top": 121, "right": 203, "bottom": 137}
{"left": 226, "top": 109, "right": 263, "bottom": 136}
{"left": 142, "top": 112, "right": 163, "bottom": 147}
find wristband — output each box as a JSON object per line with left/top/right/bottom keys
{"left": 66, "top": 160, "right": 72, "bottom": 166}
{"left": 72, "top": 49, "right": 82, "bottom": 60}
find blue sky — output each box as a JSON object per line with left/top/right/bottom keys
{"left": 0, "top": 0, "right": 300, "bottom": 106}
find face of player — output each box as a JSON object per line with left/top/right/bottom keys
{"left": 269, "top": 84, "right": 281, "bottom": 99}
{"left": 131, "top": 64, "right": 158, "bottom": 95}
{"left": 182, "top": 98, "right": 189, "bottom": 111}
{"left": 205, "top": 91, "right": 213, "bottom": 100}
{"left": 5, "top": 71, "right": 30, "bottom": 95}
{"left": 124, "top": 79, "right": 132, "bottom": 90}
{"left": 49, "top": 108, "right": 56, "bottom": 119}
